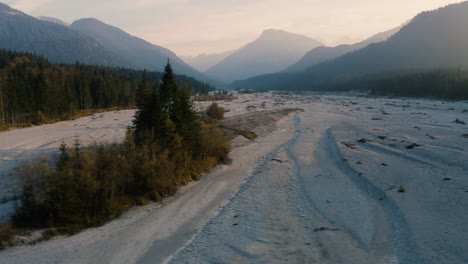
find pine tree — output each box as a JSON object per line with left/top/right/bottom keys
{"left": 173, "top": 86, "right": 201, "bottom": 154}
{"left": 133, "top": 61, "right": 201, "bottom": 151}
{"left": 160, "top": 61, "right": 177, "bottom": 118}
{"left": 135, "top": 70, "right": 151, "bottom": 109}
{"left": 134, "top": 61, "right": 174, "bottom": 146}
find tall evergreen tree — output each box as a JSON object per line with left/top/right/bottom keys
{"left": 173, "top": 86, "right": 201, "bottom": 154}
{"left": 159, "top": 61, "right": 177, "bottom": 118}
{"left": 133, "top": 61, "right": 201, "bottom": 151}
{"left": 135, "top": 70, "right": 151, "bottom": 109}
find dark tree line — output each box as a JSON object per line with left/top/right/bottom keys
{"left": 233, "top": 67, "right": 468, "bottom": 100}
{"left": 370, "top": 69, "right": 468, "bottom": 99}
{"left": 12, "top": 63, "right": 230, "bottom": 230}
{"left": 0, "top": 49, "right": 214, "bottom": 127}
{"left": 316, "top": 68, "right": 468, "bottom": 100}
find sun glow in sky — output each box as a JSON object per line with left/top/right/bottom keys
{"left": 3, "top": 0, "right": 462, "bottom": 56}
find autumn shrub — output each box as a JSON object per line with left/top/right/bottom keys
{"left": 13, "top": 127, "right": 229, "bottom": 230}
{"left": 206, "top": 102, "right": 225, "bottom": 121}
{"left": 0, "top": 222, "right": 14, "bottom": 247}
{"left": 200, "top": 124, "right": 230, "bottom": 163}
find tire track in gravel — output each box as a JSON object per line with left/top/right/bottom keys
{"left": 169, "top": 114, "right": 332, "bottom": 263}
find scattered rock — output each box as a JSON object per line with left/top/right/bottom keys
{"left": 406, "top": 143, "right": 422, "bottom": 149}
{"left": 398, "top": 185, "right": 406, "bottom": 193}
{"left": 246, "top": 105, "right": 257, "bottom": 111}
{"left": 341, "top": 142, "right": 356, "bottom": 149}
{"left": 443, "top": 177, "right": 451, "bottom": 181}
{"left": 452, "top": 119, "right": 466, "bottom": 125}
{"left": 381, "top": 163, "right": 389, "bottom": 166}
{"left": 232, "top": 223, "right": 239, "bottom": 226}
{"left": 357, "top": 138, "right": 372, "bottom": 143}
{"left": 271, "top": 158, "right": 284, "bottom": 163}
{"left": 313, "top": 227, "right": 340, "bottom": 232}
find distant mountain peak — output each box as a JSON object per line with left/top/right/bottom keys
{"left": 206, "top": 29, "right": 322, "bottom": 83}
{"left": 71, "top": 17, "right": 167, "bottom": 52}
{"left": 38, "top": 16, "right": 70, "bottom": 27}
{"left": 71, "top": 18, "right": 142, "bottom": 42}
{"left": 72, "top": 18, "right": 117, "bottom": 30}
{"left": 261, "top": 28, "right": 287, "bottom": 35}
{"left": 257, "top": 29, "right": 315, "bottom": 41}
{"left": 73, "top": 17, "right": 108, "bottom": 26}
{"left": 182, "top": 49, "right": 238, "bottom": 72}
{"left": 70, "top": 17, "right": 213, "bottom": 84}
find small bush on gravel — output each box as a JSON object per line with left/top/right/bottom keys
{"left": 206, "top": 103, "right": 225, "bottom": 121}
{"left": 0, "top": 222, "right": 15, "bottom": 248}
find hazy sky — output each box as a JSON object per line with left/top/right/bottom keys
{"left": 3, "top": 0, "right": 462, "bottom": 56}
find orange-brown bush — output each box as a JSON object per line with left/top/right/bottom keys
{"left": 0, "top": 222, "right": 14, "bottom": 247}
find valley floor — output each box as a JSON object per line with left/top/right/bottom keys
{"left": 0, "top": 93, "right": 467, "bottom": 263}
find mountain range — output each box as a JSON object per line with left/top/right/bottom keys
{"left": 205, "top": 29, "right": 322, "bottom": 83}
{"left": 2, "top": 1, "right": 466, "bottom": 93}
{"left": 0, "top": 3, "right": 125, "bottom": 67}
{"left": 70, "top": 18, "right": 210, "bottom": 83}
{"left": 181, "top": 50, "right": 237, "bottom": 72}
{"left": 0, "top": 3, "right": 214, "bottom": 84}
{"left": 233, "top": 1, "right": 468, "bottom": 90}
{"left": 284, "top": 25, "right": 402, "bottom": 72}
